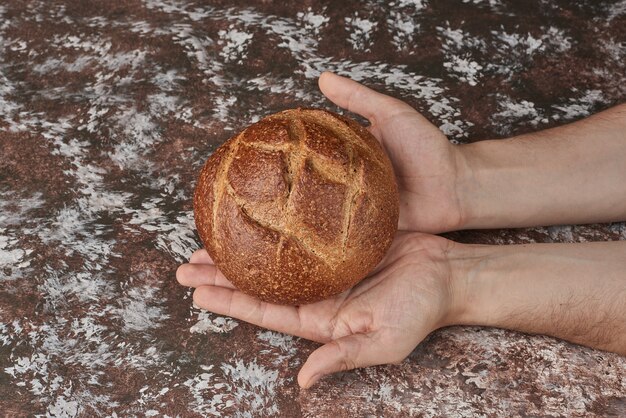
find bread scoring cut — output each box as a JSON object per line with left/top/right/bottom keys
{"left": 194, "top": 108, "right": 399, "bottom": 305}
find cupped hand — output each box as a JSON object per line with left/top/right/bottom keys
{"left": 319, "top": 72, "right": 468, "bottom": 234}
{"left": 177, "top": 232, "right": 462, "bottom": 388}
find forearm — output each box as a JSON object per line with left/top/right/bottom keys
{"left": 457, "top": 103, "right": 626, "bottom": 229}
{"left": 449, "top": 240, "right": 626, "bottom": 355}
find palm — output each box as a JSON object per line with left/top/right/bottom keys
{"left": 178, "top": 233, "right": 455, "bottom": 387}
{"left": 284, "top": 233, "right": 451, "bottom": 343}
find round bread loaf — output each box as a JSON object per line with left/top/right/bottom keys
{"left": 194, "top": 108, "right": 399, "bottom": 305}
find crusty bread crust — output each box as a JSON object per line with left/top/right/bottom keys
{"left": 194, "top": 108, "right": 399, "bottom": 305}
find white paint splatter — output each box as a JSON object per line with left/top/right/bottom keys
{"left": 607, "top": 0, "right": 626, "bottom": 20}
{"left": 462, "top": 0, "right": 501, "bottom": 7}
{"left": 0, "top": 230, "right": 31, "bottom": 275}
{"left": 546, "top": 225, "right": 575, "bottom": 243}
{"left": 183, "top": 365, "right": 233, "bottom": 416}
{"left": 214, "top": 95, "right": 238, "bottom": 129}
{"left": 257, "top": 330, "right": 298, "bottom": 366}
{"left": 297, "top": 8, "right": 329, "bottom": 35}
{"left": 552, "top": 89, "right": 605, "bottom": 121}
{"left": 491, "top": 96, "right": 548, "bottom": 134}
{"left": 609, "top": 222, "right": 626, "bottom": 240}
{"left": 143, "top": 0, "right": 213, "bottom": 20}
{"left": 118, "top": 285, "right": 169, "bottom": 333}
{"left": 38, "top": 268, "right": 116, "bottom": 308}
{"left": 218, "top": 27, "right": 254, "bottom": 63}
{"left": 191, "top": 310, "right": 238, "bottom": 334}
{"left": 345, "top": 14, "right": 378, "bottom": 52}
{"left": 159, "top": 211, "right": 199, "bottom": 262}
{"left": 443, "top": 56, "right": 483, "bottom": 86}
{"left": 169, "top": 22, "right": 222, "bottom": 84}
{"left": 437, "top": 24, "right": 486, "bottom": 86}
{"left": 221, "top": 359, "right": 280, "bottom": 416}
{"left": 395, "top": 0, "right": 428, "bottom": 9}
{"left": 438, "top": 24, "right": 486, "bottom": 51}
{"left": 109, "top": 107, "right": 160, "bottom": 169}
{"left": 541, "top": 26, "right": 572, "bottom": 53}
{"left": 495, "top": 30, "right": 544, "bottom": 55}
{"left": 387, "top": 12, "right": 419, "bottom": 51}
{"left": 46, "top": 395, "right": 80, "bottom": 417}
{"left": 485, "top": 26, "right": 573, "bottom": 78}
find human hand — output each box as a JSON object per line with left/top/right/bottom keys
{"left": 318, "top": 72, "right": 469, "bottom": 233}
{"left": 177, "top": 232, "right": 463, "bottom": 388}
{"left": 321, "top": 75, "right": 626, "bottom": 231}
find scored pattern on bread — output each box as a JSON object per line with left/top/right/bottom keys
{"left": 194, "top": 108, "right": 399, "bottom": 304}
{"left": 212, "top": 111, "right": 372, "bottom": 265}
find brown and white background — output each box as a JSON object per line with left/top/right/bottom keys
{"left": 1, "top": 0, "right": 625, "bottom": 416}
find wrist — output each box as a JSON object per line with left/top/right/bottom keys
{"left": 451, "top": 142, "right": 489, "bottom": 231}
{"left": 443, "top": 241, "right": 510, "bottom": 327}
{"left": 454, "top": 137, "right": 539, "bottom": 230}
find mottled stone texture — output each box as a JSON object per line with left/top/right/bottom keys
{"left": 0, "top": 0, "right": 624, "bottom": 416}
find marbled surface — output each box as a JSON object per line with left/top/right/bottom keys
{"left": 1, "top": 0, "right": 625, "bottom": 416}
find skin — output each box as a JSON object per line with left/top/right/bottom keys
{"left": 177, "top": 72, "right": 626, "bottom": 389}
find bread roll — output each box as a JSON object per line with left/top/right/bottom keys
{"left": 194, "top": 108, "right": 399, "bottom": 305}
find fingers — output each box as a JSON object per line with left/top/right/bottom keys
{"left": 318, "top": 72, "right": 415, "bottom": 126}
{"left": 190, "top": 249, "right": 213, "bottom": 264}
{"left": 192, "top": 286, "right": 324, "bottom": 342}
{"left": 298, "top": 331, "right": 399, "bottom": 388}
{"left": 176, "top": 263, "right": 236, "bottom": 289}
{"left": 179, "top": 249, "right": 232, "bottom": 288}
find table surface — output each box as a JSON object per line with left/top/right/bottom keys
{"left": 1, "top": 0, "right": 625, "bottom": 416}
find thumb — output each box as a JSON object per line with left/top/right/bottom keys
{"left": 297, "top": 332, "right": 398, "bottom": 389}
{"left": 318, "top": 72, "right": 416, "bottom": 127}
